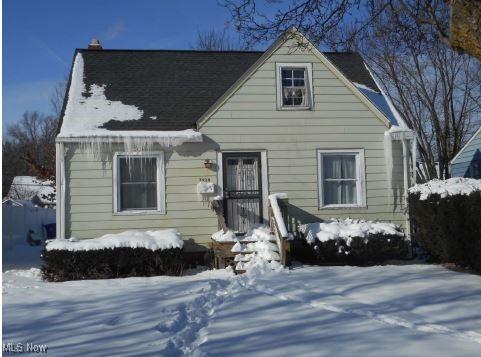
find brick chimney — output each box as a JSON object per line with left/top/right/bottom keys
{"left": 88, "top": 38, "right": 102, "bottom": 50}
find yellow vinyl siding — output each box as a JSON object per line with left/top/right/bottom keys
{"left": 64, "top": 38, "right": 407, "bottom": 250}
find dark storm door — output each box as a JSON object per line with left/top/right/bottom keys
{"left": 223, "top": 153, "right": 263, "bottom": 234}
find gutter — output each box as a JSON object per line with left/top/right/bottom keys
{"left": 55, "top": 131, "right": 203, "bottom": 144}
{"left": 401, "top": 138, "right": 411, "bottom": 242}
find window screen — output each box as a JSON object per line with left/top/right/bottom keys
{"left": 281, "top": 67, "right": 308, "bottom": 107}
{"left": 118, "top": 157, "right": 158, "bottom": 211}
{"left": 322, "top": 154, "right": 358, "bottom": 205}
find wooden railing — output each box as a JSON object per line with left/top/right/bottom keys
{"left": 268, "top": 193, "right": 290, "bottom": 266}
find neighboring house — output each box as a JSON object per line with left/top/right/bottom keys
{"left": 7, "top": 176, "right": 56, "bottom": 208}
{"left": 55, "top": 28, "right": 415, "bottom": 256}
{"left": 450, "top": 126, "right": 481, "bottom": 179}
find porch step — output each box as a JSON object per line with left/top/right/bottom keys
{"left": 232, "top": 241, "right": 281, "bottom": 274}
{"left": 211, "top": 226, "right": 280, "bottom": 271}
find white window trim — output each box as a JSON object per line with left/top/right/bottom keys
{"left": 113, "top": 151, "right": 165, "bottom": 215}
{"left": 317, "top": 149, "right": 366, "bottom": 209}
{"left": 276, "top": 62, "right": 313, "bottom": 110}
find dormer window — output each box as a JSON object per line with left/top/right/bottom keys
{"left": 276, "top": 63, "right": 313, "bottom": 110}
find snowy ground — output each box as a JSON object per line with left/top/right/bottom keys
{"left": 3, "top": 262, "right": 481, "bottom": 356}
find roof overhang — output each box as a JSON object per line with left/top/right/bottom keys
{"left": 450, "top": 125, "right": 481, "bottom": 165}
{"left": 56, "top": 129, "right": 203, "bottom": 146}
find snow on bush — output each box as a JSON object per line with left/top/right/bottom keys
{"left": 409, "top": 177, "right": 481, "bottom": 200}
{"left": 46, "top": 229, "right": 184, "bottom": 252}
{"left": 300, "top": 218, "right": 403, "bottom": 245}
{"left": 409, "top": 180, "right": 481, "bottom": 272}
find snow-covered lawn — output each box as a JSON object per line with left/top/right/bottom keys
{"left": 3, "top": 263, "right": 481, "bottom": 356}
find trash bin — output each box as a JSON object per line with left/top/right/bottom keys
{"left": 44, "top": 223, "right": 56, "bottom": 239}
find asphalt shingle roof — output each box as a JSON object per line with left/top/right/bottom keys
{"left": 60, "top": 49, "right": 380, "bottom": 132}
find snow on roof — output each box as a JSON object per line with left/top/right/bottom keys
{"left": 58, "top": 52, "right": 203, "bottom": 145}
{"left": 409, "top": 177, "right": 481, "bottom": 200}
{"left": 46, "top": 229, "right": 184, "bottom": 252}
{"left": 60, "top": 53, "right": 142, "bottom": 137}
{"left": 353, "top": 82, "right": 401, "bottom": 127}
{"left": 8, "top": 176, "right": 55, "bottom": 204}
{"left": 357, "top": 64, "right": 410, "bottom": 130}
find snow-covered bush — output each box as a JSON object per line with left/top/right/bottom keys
{"left": 409, "top": 178, "right": 481, "bottom": 272}
{"left": 293, "top": 219, "right": 408, "bottom": 265}
{"left": 42, "top": 230, "right": 184, "bottom": 281}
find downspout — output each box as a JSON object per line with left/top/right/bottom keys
{"left": 61, "top": 142, "right": 66, "bottom": 240}
{"left": 55, "top": 142, "right": 61, "bottom": 239}
{"left": 401, "top": 139, "right": 411, "bottom": 242}
{"left": 411, "top": 138, "right": 417, "bottom": 185}
{"left": 55, "top": 142, "right": 66, "bottom": 239}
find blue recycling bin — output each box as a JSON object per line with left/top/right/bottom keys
{"left": 44, "top": 223, "right": 56, "bottom": 239}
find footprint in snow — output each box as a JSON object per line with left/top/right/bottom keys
{"left": 156, "top": 304, "right": 187, "bottom": 334}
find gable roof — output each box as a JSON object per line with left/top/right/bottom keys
{"left": 58, "top": 41, "right": 387, "bottom": 134}
{"left": 450, "top": 125, "right": 481, "bottom": 164}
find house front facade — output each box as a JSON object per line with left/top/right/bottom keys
{"left": 56, "top": 29, "right": 415, "bottom": 253}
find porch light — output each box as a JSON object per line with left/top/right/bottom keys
{"left": 204, "top": 159, "right": 213, "bottom": 169}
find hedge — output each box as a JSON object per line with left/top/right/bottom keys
{"left": 41, "top": 247, "right": 184, "bottom": 282}
{"left": 291, "top": 233, "right": 409, "bottom": 265}
{"left": 409, "top": 191, "right": 481, "bottom": 272}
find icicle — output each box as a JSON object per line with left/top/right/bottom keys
{"left": 384, "top": 130, "right": 393, "bottom": 196}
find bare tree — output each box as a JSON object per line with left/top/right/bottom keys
{"left": 221, "top": 0, "right": 481, "bottom": 179}
{"left": 50, "top": 79, "right": 67, "bottom": 119}
{"left": 195, "top": 28, "right": 250, "bottom": 50}
{"left": 3, "top": 79, "right": 65, "bottom": 197}
{"left": 365, "top": 39, "right": 481, "bottom": 180}
{"left": 2, "top": 141, "right": 31, "bottom": 197}
{"left": 7, "top": 111, "right": 58, "bottom": 183}
{"left": 222, "top": 0, "right": 454, "bottom": 49}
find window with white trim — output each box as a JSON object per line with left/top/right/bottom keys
{"left": 318, "top": 149, "right": 365, "bottom": 208}
{"left": 276, "top": 63, "right": 313, "bottom": 109}
{"left": 114, "top": 153, "right": 165, "bottom": 213}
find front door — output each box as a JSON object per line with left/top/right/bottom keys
{"left": 223, "top": 153, "right": 263, "bottom": 234}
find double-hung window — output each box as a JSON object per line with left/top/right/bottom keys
{"left": 114, "top": 152, "right": 165, "bottom": 213}
{"left": 276, "top": 63, "right": 313, "bottom": 109}
{"left": 318, "top": 149, "right": 366, "bottom": 208}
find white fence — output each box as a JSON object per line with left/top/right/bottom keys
{"left": 2, "top": 201, "right": 56, "bottom": 251}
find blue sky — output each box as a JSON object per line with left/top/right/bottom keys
{"left": 3, "top": 0, "right": 255, "bottom": 136}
